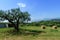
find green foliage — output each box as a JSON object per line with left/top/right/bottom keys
{"left": 0, "top": 8, "right": 31, "bottom": 32}
{"left": 27, "top": 19, "right": 60, "bottom": 27}
{"left": 0, "top": 8, "right": 31, "bottom": 23}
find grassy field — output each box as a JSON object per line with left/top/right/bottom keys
{"left": 0, "top": 26, "right": 60, "bottom": 40}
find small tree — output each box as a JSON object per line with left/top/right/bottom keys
{"left": 0, "top": 8, "right": 31, "bottom": 32}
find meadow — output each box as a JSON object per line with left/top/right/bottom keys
{"left": 0, "top": 26, "right": 60, "bottom": 40}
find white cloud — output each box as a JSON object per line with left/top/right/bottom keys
{"left": 17, "top": 3, "right": 26, "bottom": 8}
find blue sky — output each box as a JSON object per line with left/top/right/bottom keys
{"left": 0, "top": 0, "right": 60, "bottom": 21}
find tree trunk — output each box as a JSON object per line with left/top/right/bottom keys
{"left": 16, "top": 23, "right": 19, "bottom": 32}
{"left": 9, "top": 21, "right": 20, "bottom": 32}
{"left": 14, "top": 18, "right": 20, "bottom": 32}
{"left": 14, "top": 25, "right": 19, "bottom": 32}
{"left": 5, "top": 16, "right": 20, "bottom": 32}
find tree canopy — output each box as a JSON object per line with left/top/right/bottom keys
{"left": 0, "top": 8, "right": 31, "bottom": 32}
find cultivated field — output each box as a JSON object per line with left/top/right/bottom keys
{"left": 0, "top": 26, "right": 60, "bottom": 40}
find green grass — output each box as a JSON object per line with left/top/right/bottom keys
{"left": 0, "top": 26, "right": 60, "bottom": 40}
{"left": 20, "top": 26, "right": 60, "bottom": 36}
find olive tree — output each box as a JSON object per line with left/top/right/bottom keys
{"left": 0, "top": 8, "right": 31, "bottom": 32}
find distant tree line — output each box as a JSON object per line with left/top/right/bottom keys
{"left": 23, "top": 19, "right": 60, "bottom": 27}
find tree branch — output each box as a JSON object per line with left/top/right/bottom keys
{"left": 4, "top": 16, "right": 16, "bottom": 27}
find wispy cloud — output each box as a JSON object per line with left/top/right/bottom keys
{"left": 17, "top": 3, "right": 26, "bottom": 8}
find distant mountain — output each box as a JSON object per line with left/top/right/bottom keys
{"left": 31, "top": 18, "right": 60, "bottom": 22}
{"left": 50, "top": 19, "right": 60, "bottom": 22}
